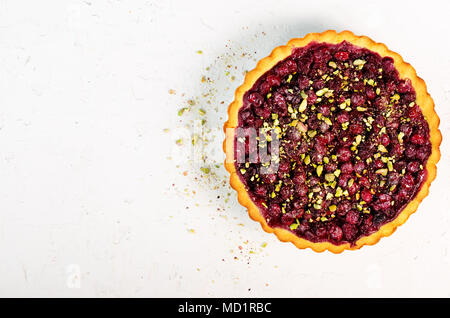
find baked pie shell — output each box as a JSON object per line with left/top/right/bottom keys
{"left": 223, "top": 30, "right": 441, "bottom": 253}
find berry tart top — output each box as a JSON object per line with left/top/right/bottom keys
{"left": 224, "top": 30, "right": 441, "bottom": 253}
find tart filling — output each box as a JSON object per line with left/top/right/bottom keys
{"left": 234, "top": 41, "right": 431, "bottom": 245}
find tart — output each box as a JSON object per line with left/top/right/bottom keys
{"left": 223, "top": 30, "right": 441, "bottom": 253}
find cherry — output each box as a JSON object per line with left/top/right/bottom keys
{"left": 292, "top": 170, "right": 306, "bottom": 184}
{"left": 373, "top": 159, "right": 384, "bottom": 169}
{"left": 248, "top": 92, "right": 263, "bottom": 106}
{"left": 341, "top": 162, "right": 354, "bottom": 174}
{"left": 281, "top": 213, "right": 295, "bottom": 225}
{"left": 361, "top": 189, "right": 373, "bottom": 202}
{"left": 329, "top": 224, "right": 343, "bottom": 241}
{"left": 411, "top": 134, "right": 426, "bottom": 145}
{"left": 359, "top": 176, "right": 371, "bottom": 188}
{"left": 263, "top": 174, "right": 277, "bottom": 184}
{"left": 316, "top": 225, "right": 328, "bottom": 238}
{"left": 380, "top": 134, "right": 390, "bottom": 146}
{"left": 335, "top": 51, "right": 349, "bottom": 61}
{"left": 337, "top": 147, "right": 352, "bottom": 162}
{"left": 295, "top": 184, "right": 308, "bottom": 197}
{"left": 346, "top": 210, "right": 360, "bottom": 225}
{"left": 401, "top": 173, "right": 415, "bottom": 189}
{"left": 351, "top": 94, "right": 366, "bottom": 107}
{"left": 337, "top": 201, "right": 352, "bottom": 216}
{"left": 266, "top": 74, "right": 281, "bottom": 87}
{"left": 280, "top": 186, "right": 294, "bottom": 200}
{"left": 268, "top": 203, "right": 281, "bottom": 217}
{"left": 278, "top": 160, "right": 290, "bottom": 174}
{"left": 343, "top": 223, "right": 358, "bottom": 241}
{"left": 407, "top": 161, "right": 420, "bottom": 173}
{"left": 254, "top": 185, "right": 267, "bottom": 197}
{"left": 297, "top": 76, "right": 310, "bottom": 90}
{"left": 354, "top": 161, "right": 365, "bottom": 174}
{"left": 259, "top": 81, "right": 271, "bottom": 95}
{"left": 349, "top": 123, "right": 364, "bottom": 135}
{"left": 365, "top": 87, "right": 376, "bottom": 100}
{"left": 336, "top": 112, "right": 350, "bottom": 124}
{"left": 307, "top": 90, "right": 317, "bottom": 105}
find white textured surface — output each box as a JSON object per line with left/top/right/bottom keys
{"left": 0, "top": 0, "right": 449, "bottom": 297}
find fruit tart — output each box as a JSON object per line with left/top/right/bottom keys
{"left": 223, "top": 30, "right": 441, "bottom": 253}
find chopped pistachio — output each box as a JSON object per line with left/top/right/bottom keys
{"left": 398, "top": 132, "right": 405, "bottom": 143}
{"left": 201, "top": 167, "right": 210, "bottom": 174}
{"left": 376, "top": 168, "right": 388, "bottom": 176}
{"left": 192, "top": 134, "right": 199, "bottom": 145}
{"left": 307, "top": 130, "right": 317, "bottom": 138}
{"left": 357, "top": 106, "right": 368, "bottom": 112}
{"left": 328, "top": 61, "right": 337, "bottom": 68}
{"left": 316, "top": 88, "right": 329, "bottom": 96}
{"left": 391, "top": 94, "right": 400, "bottom": 102}
{"left": 353, "top": 59, "right": 366, "bottom": 67}
{"left": 316, "top": 165, "right": 323, "bottom": 177}
{"left": 387, "top": 161, "right": 393, "bottom": 171}
{"left": 300, "top": 91, "right": 308, "bottom": 99}
{"left": 378, "top": 144, "right": 388, "bottom": 153}
{"left": 178, "top": 107, "right": 189, "bottom": 116}
{"left": 304, "top": 155, "right": 311, "bottom": 165}
{"left": 348, "top": 178, "right": 354, "bottom": 187}
{"left": 299, "top": 99, "right": 308, "bottom": 112}
{"left": 325, "top": 173, "right": 335, "bottom": 182}
{"left": 296, "top": 121, "right": 308, "bottom": 132}
{"left": 290, "top": 223, "right": 299, "bottom": 230}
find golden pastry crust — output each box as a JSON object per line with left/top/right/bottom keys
{"left": 223, "top": 30, "right": 441, "bottom": 253}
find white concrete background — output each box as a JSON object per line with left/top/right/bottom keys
{"left": 0, "top": 0, "right": 449, "bottom": 297}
